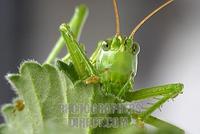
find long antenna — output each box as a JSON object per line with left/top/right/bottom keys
{"left": 113, "top": 0, "right": 120, "bottom": 36}
{"left": 129, "top": 0, "right": 174, "bottom": 38}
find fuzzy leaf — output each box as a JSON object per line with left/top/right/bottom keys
{"left": 1, "top": 104, "right": 32, "bottom": 134}
{"left": 4, "top": 61, "right": 71, "bottom": 133}
{"left": 0, "top": 123, "right": 7, "bottom": 134}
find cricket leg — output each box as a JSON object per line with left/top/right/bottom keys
{"left": 60, "top": 24, "right": 99, "bottom": 82}
{"left": 89, "top": 41, "right": 103, "bottom": 65}
{"left": 62, "top": 43, "right": 86, "bottom": 62}
{"left": 132, "top": 112, "right": 184, "bottom": 134}
{"left": 123, "top": 83, "right": 183, "bottom": 125}
{"left": 45, "top": 5, "right": 88, "bottom": 64}
{"left": 117, "top": 76, "right": 133, "bottom": 97}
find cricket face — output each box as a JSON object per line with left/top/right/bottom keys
{"left": 103, "top": 0, "right": 172, "bottom": 85}
{"left": 95, "top": 36, "right": 140, "bottom": 83}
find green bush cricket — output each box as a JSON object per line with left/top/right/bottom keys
{"left": 45, "top": 0, "right": 184, "bottom": 133}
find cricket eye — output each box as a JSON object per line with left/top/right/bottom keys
{"left": 132, "top": 42, "right": 140, "bottom": 54}
{"left": 102, "top": 41, "right": 110, "bottom": 51}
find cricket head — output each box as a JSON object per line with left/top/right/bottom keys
{"left": 95, "top": 36, "right": 140, "bottom": 84}
{"left": 95, "top": 0, "right": 173, "bottom": 85}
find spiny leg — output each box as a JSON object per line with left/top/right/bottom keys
{"left": 62, "top": 43, "right": 86, "bottom": 62}
{"left": 60, "top": 24, "right": 99, "bottom": 83}
{"left": 45, "top": 5, "right": 88, "bottom": 64}
{"left": 132, "top": 112, "right": 184, "bottom": 134}
{"left": 123, "top": 83, "right": 183, "bottom": 126}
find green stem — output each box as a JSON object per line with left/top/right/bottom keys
{"left": 45, "top": 4, "right": 88, "bottom": 64}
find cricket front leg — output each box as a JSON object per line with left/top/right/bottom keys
{"left": 123, "top": 83, "right": 183, "bottom": 127}
{"left": 60, "top": 24, "right": 99, "bottom": 83}
{"left": 45, "top": 5, "right": 88, "bottom": 64}
{"left": 89, "top": 41, "right": 102, "bottom": 65}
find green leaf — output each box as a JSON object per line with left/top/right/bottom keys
{"left": 5, "top": 61, "right": 70, "bottom": 133}
{"left": 57, "top": 60, "right": 79, "bottom": 83}
{"left": 0, "top": 123, "right": 7, "bottom": 134}
{"left": 1, "top": 104, "right": 32, "bottom": 134}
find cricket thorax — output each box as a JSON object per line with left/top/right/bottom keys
{"left": 94, "top": 36, "right": 140, "bottom": 91}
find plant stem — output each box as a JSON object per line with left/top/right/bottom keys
{"left": 45, "top": 4, "right": 88, "bottom": 64}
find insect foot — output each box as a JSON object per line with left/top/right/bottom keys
{"left": 136, "top": 117, "right": 145, "bottom": 129}
{"left": 84, "top": 75, "right": 100, "bottom": 85}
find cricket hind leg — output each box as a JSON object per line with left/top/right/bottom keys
{"left": 122, "top": 83, "right": 183, "bottom": 129}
